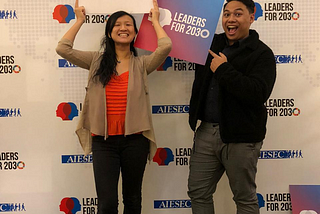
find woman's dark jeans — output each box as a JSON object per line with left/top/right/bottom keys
{"left": 92, "top": 134, "right": 149, "bottom": 214}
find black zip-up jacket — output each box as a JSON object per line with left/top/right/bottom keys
{"left": 189, "top": 30, "right": 276, "bottom": 143}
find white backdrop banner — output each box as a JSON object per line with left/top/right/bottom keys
{"left": 80, "top": 0, "right": 153, "bottom": 14}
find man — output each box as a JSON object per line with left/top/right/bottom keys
{"left": 188, "top": 0, "right": 276, "bottom": 213}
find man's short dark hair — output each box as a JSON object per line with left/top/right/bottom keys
{"left": 223, "top": 0, "right": 255, "bottom": 14}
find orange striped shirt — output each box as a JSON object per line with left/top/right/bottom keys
{"left": 105, "top": 71, "right": 129, "bottom": 135}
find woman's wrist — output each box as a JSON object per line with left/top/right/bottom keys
{"left": 76, "top": 18, "right": 85, "bottom": 24}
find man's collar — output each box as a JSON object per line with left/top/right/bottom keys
{"left": 224, "top": 34, "right": 249, "bottom": 48}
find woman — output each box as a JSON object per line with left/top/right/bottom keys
{"left": 56, "top": 0, "right": 172, "bottom": 213}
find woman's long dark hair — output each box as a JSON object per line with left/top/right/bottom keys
{"left": 94, "top": 11, "right": 138, "bottom": 87}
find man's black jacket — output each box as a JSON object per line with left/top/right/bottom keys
{"left": 189, "top": 30, "right": 276, "bottom": 143}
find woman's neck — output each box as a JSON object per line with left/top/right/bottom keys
{"left": 116, "top": 50, "right": 131, "bottom": 59}
{"left": 115, "top": 46, "right": 131, "bottom": 62}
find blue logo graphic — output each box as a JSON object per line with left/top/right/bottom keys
{"left": 0, "top": 108, "right": 21, "bottom": 117}
{"left": 257, "top": 193, "right": 265, "bottom": 208}
{"left": 0, "top": 203, "right": 26, "bottom": 212}
{"left": 59, "top": 198, "right": 81, "bottom": 214}
{"left": 58, "top": 59, "right": 78, "bottom": 68}
{"left": 275, "top": 55, "right": 303, "bottom": 64}
{"left": 157, "top": 57, "right": 173, "bottom": 71}
{"left": 260, "top": 150, "right": 303, "bottom": 159}
{"left": 56, "top": 102, "right": 79, "bottom": 121}
{"left": 152, "top": 105, "right": 189, "bottom": 114}
{"left": 0, "top": 10, "right": 18, "bottom": 19}
{"left": 53, "top": 5, "right": 75, "bottom": 23}
{"left": 154, "top": 200, "right": 191, "bottom": 209}
{"left": 254, "top": 3, "right": 263, "bottom": 20}
{"left": 153, "top": 148, "right": 174, "bottom": 166}
{"left": 62, "top": 155, "right": 93, "bottom": 164}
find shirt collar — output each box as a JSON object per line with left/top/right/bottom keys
{"left": 224, "top": 34, "right": 249, "bottom": 48}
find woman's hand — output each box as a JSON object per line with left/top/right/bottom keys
{"left": 149, "top": 0, "right": 160, "bottom": 25}
{"left": 148, "top": 0, "right": 168, "bottom": 39}
{"left": 74, "top": 0, "right": 86, "bottom": 23}
{"left": 59, "top": 0, "right": 86, "bottom": 42}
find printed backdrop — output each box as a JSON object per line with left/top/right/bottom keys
{"left": 1, "top": 0, "right": 320, "bottom": 214}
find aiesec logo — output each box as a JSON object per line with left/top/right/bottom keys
{"left": 153, "top": 148, "right": 174, "bottom": 166}
{"left": 0, "top": 152, "right": 26, "bottom": 171}
{"left": 59, "top": 197, "right": 98, "bottom": 214}
{"left": 59, "top": 59, "right": 78, "bottom": 68}
{"left": 260, "top": 150, "right": 303, "bottom": 159}
{"left": 153, "top": 147, "right": 191, "bottom": 166}
{"left": 157, "top": 57, "right": 173, "bottom": 71}
{"left": 59, "top": 198, "right": 81, "bottom": 214}
{"left": 53, "top": 5, "right": 75, "bottom": 23}
{"left": 0, "top": 55, "right": 22, "bottom": 74}
{"left": 254, "top": 2, "right": 300, "bottom": 21}
{"left": 152, "top": 105, "right": 189, "bottom": 114}
{"left": 265, "top": 98, "right": 301, "bottom": 117}
{"left": 257, "top": 192, "right": 291, "bottom": 212}
{"left": 154, "top": 200, "right": 191, "bottom": 209}
{"left": 62, "top": 155, "right": 92, "bottom": 164}
{"left": 275, "top": 55, "right": 303, "bottom": 64}
{"left": 56, "top": 102, "right": 79, "bottom": 121}
{"left": 0, "top": 203, "right": 26, "bottom": 212}
{"left": 0, "top": 10, "right": 18, "bottom": 19}
{"left": 0, "top": 108, "right": 22, "bottom": 118}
